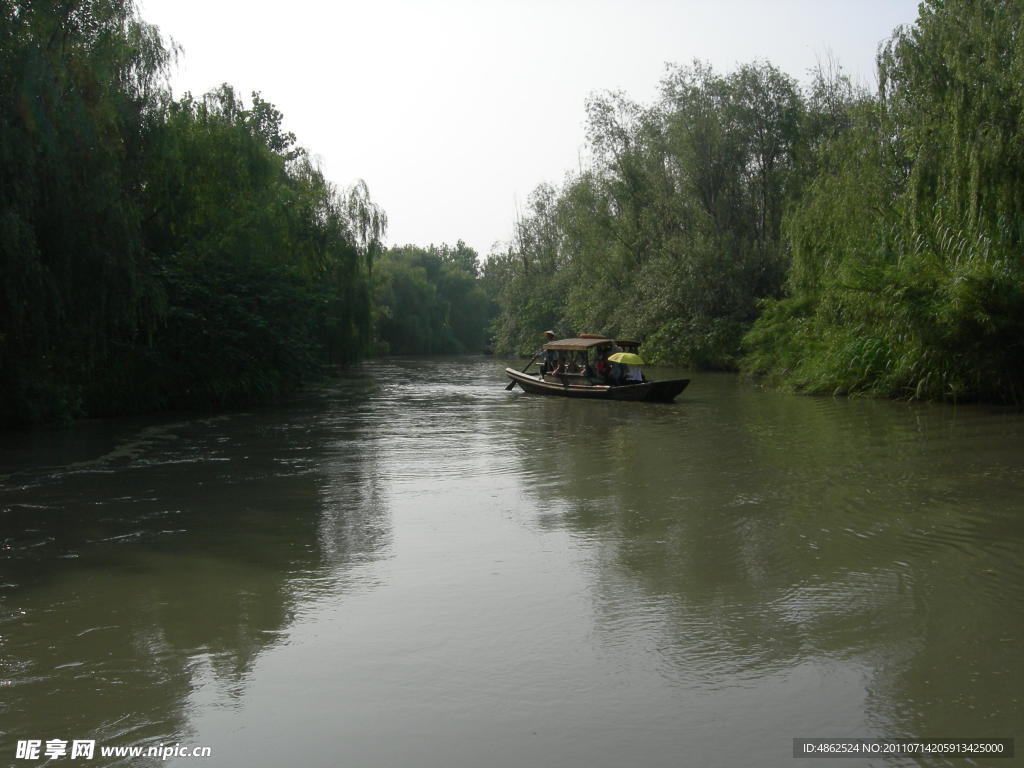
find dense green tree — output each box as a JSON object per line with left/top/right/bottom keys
{"left": 743, "top": 0, "right": 1024, "bottom": 402}
{"left": 489, "top": 61, "right": 802, "bottom": 368}
{"left": 132, "top": 86, "right": 384, "bottom": 409}
{"left": 0, "top": 0, "right": 173, "bottom": 422}
{"left": 374, "top": 241, "right": 493, "bottom": 355}
{"left": 489, "top": 2, "right": 1024, "bottom": 403}
{"left": 0, "top": 1, "right": 383, "bottom": 424}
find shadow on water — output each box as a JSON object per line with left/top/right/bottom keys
{"left": 0, "top": 374, "right": 391, "bottom": 760}
{"left": 507, "top": 371, "right": 1024, "bottom": 747}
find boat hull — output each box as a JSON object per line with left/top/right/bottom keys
{"left": 505, "top": 368, "right": 689, "bottom": 402}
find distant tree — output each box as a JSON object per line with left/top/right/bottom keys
{"left": 374, "top": 241, "right": 493, "bottom": 354}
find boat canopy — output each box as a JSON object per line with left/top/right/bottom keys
{"left": 542, "top": 336, "right": 613, "bottom": 351}
{"left": 542, "top": 336, "right": 643, "bottom": 352}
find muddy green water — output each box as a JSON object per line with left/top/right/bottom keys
{"left": 1, "top": 358, "right": 1021, "bottom": 767}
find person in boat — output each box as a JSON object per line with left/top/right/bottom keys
{"left": 609, "top": 360, "right": 625, "bottom": 385}
{"left": 593, "top": 349, "right": 611, "bottom": 383}
{"left": 625, "top": 364, "right": 644, "bottom": 383}
{"left": 551, "top": 353, "right": 582, "bottom": 376}
{"left": 539, "top": 330, "right": 560, "bottom": 375}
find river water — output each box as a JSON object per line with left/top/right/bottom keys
{"left": 1, "top": 357, "right": 1021, "bottom": 767}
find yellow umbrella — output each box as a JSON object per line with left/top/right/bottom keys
{"left": 607, "top": 352, "right": 645, "bottom": 365}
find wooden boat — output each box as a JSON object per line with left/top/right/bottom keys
{"left": 505, "top": 336, "right": 690, "bottom": 402}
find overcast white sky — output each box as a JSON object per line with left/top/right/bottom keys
{"left": 137, "top": 0, "right": 922, "bottom": 257}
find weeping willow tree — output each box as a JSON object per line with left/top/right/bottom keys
{"left": 135, "top": 86, "right": 386, "bottom": 410}
{"left": 0, "top": 0, "right": 174, "bottom": 422}
{"left": 743, "top": 0, "right": 1024, "bottom": 402}
{"left": 488, "top": 61, "right": 802, "bottom": 366}
{"left": 0, "top": 1, "right": 384, "bottom": 424}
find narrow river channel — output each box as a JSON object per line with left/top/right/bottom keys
{"left": 2, "top": 357, "right": 1021, "bottom": 767}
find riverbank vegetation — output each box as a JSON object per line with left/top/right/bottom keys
{"left": 744, "top": 0, "right": 1024, "bottom": 403}
{"left": 486, "top": 60, "right": 801, "bottom": 370}
{"left": 487, "top": 0, "right": 1024, "bottom": 403}
{"left": 5, "top": 0, "right": 1021, "bottom": 427}
{"left": 1, "top": 0, "right": 385, "bottom": 425}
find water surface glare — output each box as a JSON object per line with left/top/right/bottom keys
{"left": 1, "top": 357, "right": 1021, "bottom": 767}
